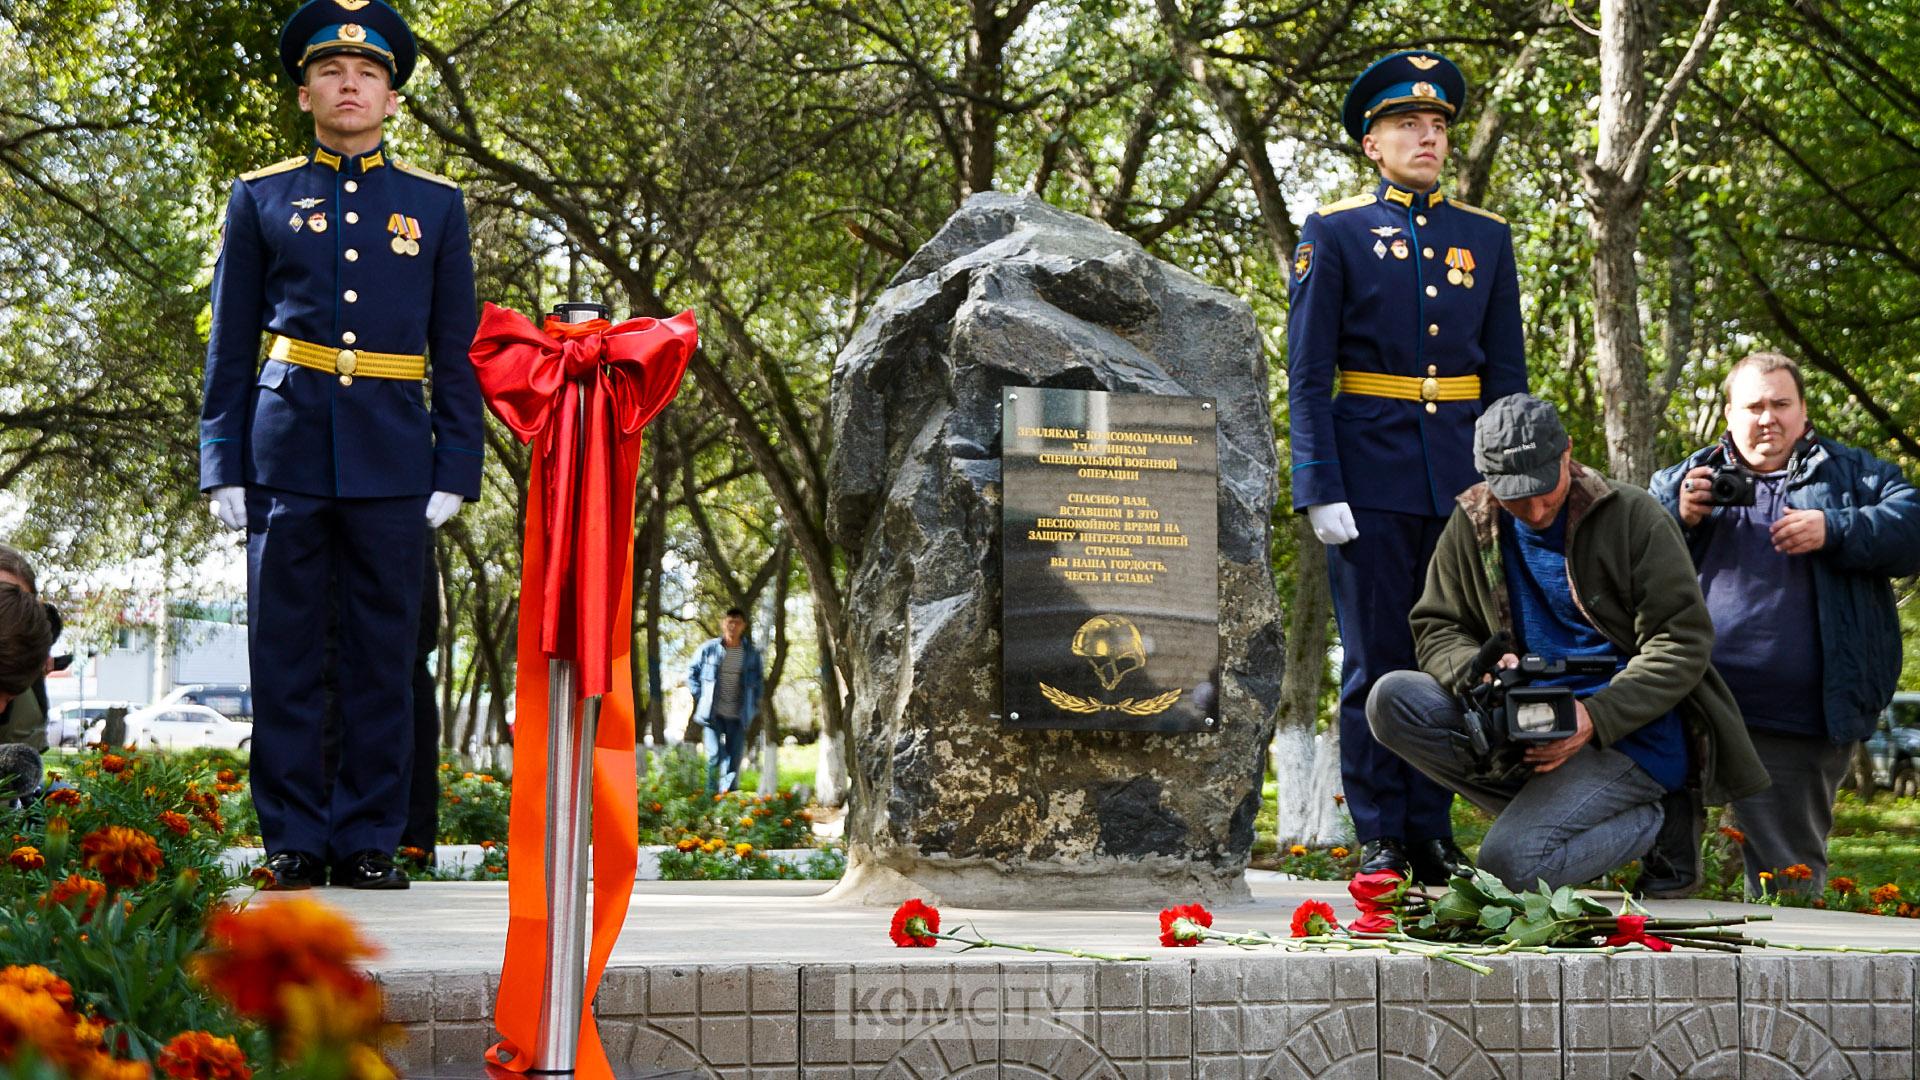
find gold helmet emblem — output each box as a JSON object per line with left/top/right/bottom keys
{"left": 1070, "top": 615, "right": 1148, "bottom": 692}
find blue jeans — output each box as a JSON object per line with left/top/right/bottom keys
{"left": 1366, "top": 670, "right": 1666, "bottom": 889}
{"left": 702, "top": 715, "right": 745, "bottom": 796}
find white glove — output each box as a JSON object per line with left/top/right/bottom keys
{"left": 209, "top": 486, "right": 246, "bottom": 531}
{"left": 1307, "top": 501, "right": 1359, "bottom": 546}
{"left": 425, "top": 491, "right": 464, "bottom": 528}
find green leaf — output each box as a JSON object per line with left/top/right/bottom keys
{"left": 1478, "top": 905, "right": 1515, "bottom": 931}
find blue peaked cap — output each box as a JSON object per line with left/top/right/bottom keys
{"left": 279, "top": 0, "right": 417, "bottom": 88}
{"left": 1341, "top": 51, "right": 1467, "bottom": 142}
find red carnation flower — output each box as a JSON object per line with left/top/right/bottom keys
{"left": 889, "top": 899, "right": 940, "bottom": 947}
{"left": 1289, "top": 899, "right": 1340, "bottom": 938}
{"left": 1157, "top": 903, "right": 1213, "bottom": 947}
{"left": 1349, "top": 911, "right": 1398, "bottom": 935}
{"left": 1348, "top": 870, "right": 1408, "bottom": 911}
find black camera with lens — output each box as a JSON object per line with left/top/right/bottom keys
{"left": 1452, "top": 632, "right": 1618, "bottom": 784}
{"left": 1706, "top": 464, "right": 1756, "bottom": 507}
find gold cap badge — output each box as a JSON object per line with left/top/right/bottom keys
{"left": 1408, "top": 55, "right": 1440, "bottom": 71}
{"left": 339, "top": 23, "right": 366, "bottom": 42}
{"left": 334, "top": 0, "right": 371, "bottom": 10}
{"left": 1412, "top": 81, "right": 1437, "bottom": 99}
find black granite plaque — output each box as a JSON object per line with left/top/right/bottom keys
{"left": 1000, "top": 386, "right": 1220, "bottom": 731}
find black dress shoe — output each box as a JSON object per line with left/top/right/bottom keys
{"left": 261, "top": 851, "right": 327, "bottom": 891}
{"left": 334, "top": 850, "right": 411, "bottom": 890}
{"left": 1358, "top": 837, "right": 1410, "bottom": 876}
{"left": 1636, "top": 787, "right": 1704, "bottom": 899}
{"left": 1410, "top": 838, "right": 1474, "bottom": 886}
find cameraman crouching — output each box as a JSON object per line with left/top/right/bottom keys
{"left": 1366, "top": 394, "right": 1768, "bottom": 889}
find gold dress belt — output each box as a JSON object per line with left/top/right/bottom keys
{"left": 269, "top": 334, "right": 425, "bottom": 385}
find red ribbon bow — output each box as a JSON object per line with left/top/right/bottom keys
{"left": 469, "top": 302, "right": 697, "bottom": 693}
{"left": 467, "top": 302, "right": 695, "bottom": 1080}
{"left": 1602, "top": 914, "right": 1673, "bottom": 951}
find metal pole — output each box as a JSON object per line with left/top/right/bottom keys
{"left": 531, "top": 301, "right": 610, "bottom": 1074}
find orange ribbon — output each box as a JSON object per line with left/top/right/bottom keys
{"left": 468, "top": 303, "right": 696, "bottom": 1078}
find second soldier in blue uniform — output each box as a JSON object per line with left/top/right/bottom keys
{"left": 199, "top": 0, "right": 484, "bottom": 889}
{"left": 1287, "top": 51, "right": 1528, "bottom": 883}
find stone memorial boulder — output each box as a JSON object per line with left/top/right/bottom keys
{"left": 826, "top": 192, "right": 1282, "bottom": 907}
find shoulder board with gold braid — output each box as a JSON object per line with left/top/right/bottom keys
{"left": 1315, "top": 193, "right": 1377, "bottom": 217}
{"left": 238, "top": 156, "right": 306, "bottom": 182}
{"left": 1447, "top": 199, "right": 1508, "bottom": 225}
{"left": 394, "top": 159, "right": 459, "bottom": 189}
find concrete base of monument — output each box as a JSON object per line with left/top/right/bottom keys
{"left": 823, "top": 845, "right": 1254, "bottom": 908}
{"left": 328, "top": 874, "right": 1920, "bottom": 1077}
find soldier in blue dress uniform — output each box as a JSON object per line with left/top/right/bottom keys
{"left": 199, "top": 0, "right": 484, "bottom": 889}
{"left": 1287, "top": 51, "right": 1529, "bottom": 882}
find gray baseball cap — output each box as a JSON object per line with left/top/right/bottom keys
{"left": 1473, "top": 394, "right": 1569, "bottom": 500}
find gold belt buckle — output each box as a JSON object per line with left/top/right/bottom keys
{"left": 1419, "top": 376, "right": 1439, "bottom": 402}
{"left": 336, "top": 348, "right": 357, "bottom": 386}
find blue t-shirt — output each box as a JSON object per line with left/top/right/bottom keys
{"left": 1499, "top": 507, "right": 1687, "bottom": 791}
{"left": 1695, "top": 471, "right": 1823, "bottom": 736}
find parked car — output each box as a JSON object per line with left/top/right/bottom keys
{"left": 157, "top": 683, "right": 252, "bottom": 723}
{"left": 44, "top": 700, "right": 135, "bottom": 747}
{"left": 1865, "top": 692, "right": 1920, "bottom": 797}
{"left": 87, "top": 703, "right": 251, "bottom": 752}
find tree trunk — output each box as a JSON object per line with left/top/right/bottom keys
{"left": 1584, "top": 0, "right": 1728, "bottom": 484}
{"left": 1851, "top": 741, "right": 1878, "bottom": 801}
{"left": 1589, "top": 200, "right": 1658, "bottom": 484}
{"left": 758, "top": 541, "right": 793, "bottom": 796}
{"left": 640, "top": 434, "right": 673, "bottom": 744}
{"left": 1271, "top": 518, "right": 1346, "bottom": 846}
{"left": 812, "top": 605, "right": 850, "bottom": 807}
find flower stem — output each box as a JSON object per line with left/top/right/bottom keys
{"left": 933, "top": 931, "right": 1147, "bottom": 962}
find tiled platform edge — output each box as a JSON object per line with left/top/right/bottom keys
{"left": 376, "top": 952, "right": 1920, "bottom": 1078}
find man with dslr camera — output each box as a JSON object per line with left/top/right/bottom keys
{"left": 1368, "top": 394, "right": 1767, "bottom": 889}
{"left": 1652, "top": 352, "right": 1920, "bottom": 895}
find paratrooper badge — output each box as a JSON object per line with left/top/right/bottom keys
{"left": 1293, "top": 241, "right": 1313, "bottom": 282}
{"left": 308, "top": 212, "right": 328, "bottom": 233}
{"left": 1038, "top": 614, "right": 1182, "bottom": 717}
{"left": 1390, "top": 238, "right": 1410, "bottom": 260}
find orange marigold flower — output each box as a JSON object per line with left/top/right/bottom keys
{"left": 1872, "top": 883, "right": 1902, "bottom": 906}
{"left": 734, "top": 842, "right": 753, "bottom": 856}
{"left": 216, "top": 769, "right": 238, "bottom": 784}
{"left": 1287, "top": 844, "right": 1308, "bottom": 857}
{"left": 42, "top": 875, "right": 107, "bottom": 919}
{"left": 158, "top": 1030, "right": 252, "bottom": 1080}
{"left": 7, "top": 846, "right": 44, "bottom": 871}
{"left": 80, "top": 825, "right": 165, "bottom": 889}
{"left": 1331, "top": 846, "right": 1351, "bottom": 859}
{"left": 249, "top": 867, "right": 276, "bottom": 888}
{"left": 48, "top": 788, "right": 83, "bottom": 808}
{"left": 193, "top": 898, "right": 381, "bottom": 1028}
{"left": 1718, "top": 825, "right": 1746, "bottom": 845}
{"left": 479, "top": 775, "right": 497, "bottom": 784}
{"left": 479, "top": 840, "right": 495, "bottom": 850}
{"left": 1831, "top": 876, "right": 1857, "bottom": 895}
{"left": 397, "top": 846, "right": 427, "bottom": 861}
{"left": 675, "top": 838, "right": 697, "bottom": 852}
{"left": 782, "top": 818, "right": 793, "bottom": 827}
{"left": 462, "top": 772, "right": 474, "bottom": 780}
{"left": 447, "top": 796, "right": 462, "bottom": 805}
{"left": 100, "top": 754, "right": 129, "bottom": 775}
{"left": 649, "top": 802, "right": 663, "bottom": 813}
{"left": 0, "top": 965, "right": 75, "bottom": 1010}
{"left": 159, "top": 811, "right": 193, "bottom": 838}
{"left": 0, "top": 983, "right": 84, "bottom": 1071}
{"left": 739, "top": 816, "right": 754, "bottom": 827}
{"left": 1758, "top": 871, "right": 1774, "bottom": 883}
{"left": 198, "top": 810, "right": 227, "bottom": 834}
{"left": 1782, "top": 864, "right": 1813, "bottom": 882}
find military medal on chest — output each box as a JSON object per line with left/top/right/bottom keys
{"left": 307, "top": 212, "right": 328, "bottom": 233}
{"left": 388, "top": 213, "right": 422, "bottom": 256}
{"left": 1444, "top": 246, "right": 1476, "bottom": 288}
{"left": 1390, "top": 238, "right": 1409, "bottom": 260}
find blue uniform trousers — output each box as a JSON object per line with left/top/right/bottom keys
{"left": 1327, "top": 507, "right": 1456, "bottom": 843}
{"left": 247, "top": 486, "right": 429, "bottom": 862}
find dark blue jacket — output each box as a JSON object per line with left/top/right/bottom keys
{"left": 1652, "top": 436, "right": 1920, "bottom": 743}
{"left": 1286, "top": 178, "right": 1528, "bottom": 516}
{"left": 199, "top": 142, "right": 484, "bottom": 500}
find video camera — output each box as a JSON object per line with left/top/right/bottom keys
{"left": 1453, "top": 631, "right": 1617, "bottom": 784}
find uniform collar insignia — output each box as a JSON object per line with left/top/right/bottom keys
{"left": 310, "top": 143, "right": 387, "bottom": 173}
{"left": 1376, "top": 178, "right": 1447, "bottom": 209}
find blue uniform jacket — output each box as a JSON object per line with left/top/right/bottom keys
{"left": 1287, "top": 178, "right": 1528, "bottom": 516}
{"left": 687, "top": 637, "right": 764, "bottom": 726}
{"left": 1652, "top": 436, "right": 1920, "bottom": 744}
{"left": 199, "top": 142, "right": 484, "bottom": 500}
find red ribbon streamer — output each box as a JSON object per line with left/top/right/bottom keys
{"left": 1602, "top": 913, "right": 1673, "bottom": 951}
{"left": 468, "top": 303, "right": 696, "bottom": 1079}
